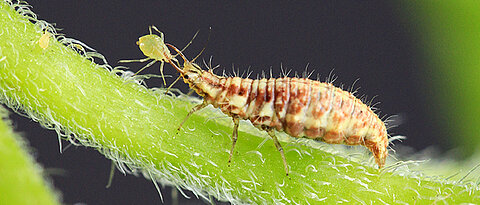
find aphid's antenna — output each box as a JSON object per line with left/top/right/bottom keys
{"left": 191, "top": 27, "right": 212, "bottom": 63}
{"left": 180, "top": 29, "right": 200, "bottom": 54}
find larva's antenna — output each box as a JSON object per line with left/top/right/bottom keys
{"left": 192, "top": 27, "right": 212, "bottom": 62}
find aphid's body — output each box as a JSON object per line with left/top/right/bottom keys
{"left": 163, "top": 45, "right": 388, "bottom": 174}
{"left": 38, "top": 31, "right": 51, "bottom": 49}
{"left": 119, "top": 26, "right": 178, "bottom": 85}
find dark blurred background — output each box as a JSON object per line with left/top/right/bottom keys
{"left": 8, "top": 1, "right": 468, "bottom": 204}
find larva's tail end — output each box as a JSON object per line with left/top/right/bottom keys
{"left": 365, "top": 136, "right": 388, "bottom": 169}
{"left": 374, "top": 142, "right": 388, "bottom": 169}
{"left": 375, "top": 153, "right": 387, "bottom": 169}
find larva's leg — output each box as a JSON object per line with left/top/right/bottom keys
{"left": 228, "top": 116, "right": 240, "bottom": 164}
{"left": 178, "top": 102, "right": 207, "bottom": 131}
{"left": 267, "top": 130, "right": 289, "bottom": 175}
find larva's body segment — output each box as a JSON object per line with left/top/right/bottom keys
{"left": 184, "top": 67, "right": 388, "bottom": 168}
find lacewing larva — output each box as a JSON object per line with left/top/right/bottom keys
{"left": 127, "top": 29, "right": 389, "bottom": 175}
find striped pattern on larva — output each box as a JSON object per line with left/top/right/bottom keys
{"left": 163, "top": 42, "right": 387, "bottom": 175}
{"left": 190, "top": 72, "right": 388, "bottom": 167}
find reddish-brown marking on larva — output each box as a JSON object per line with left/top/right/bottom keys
{"left": 160, "top": 42, "right": 388, "bottom": 174}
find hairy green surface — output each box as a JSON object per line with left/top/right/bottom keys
{"left": 406, "top": 1, "right": 480, "bottom": 154}
{"left": 0, "top": 106, "right": 59, "bottom": 204}
{"left": 0, "top": 1, "right": 478, "bottom": 204}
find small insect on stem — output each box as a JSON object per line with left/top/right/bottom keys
{"left": 119, "top": 25, "right": 199, "bottom": 86}
{"left": 140, "top": 29, "right": 389, "bottom": 175}
{"left": 38, "top": 30, "right": 52, "bottom": 50}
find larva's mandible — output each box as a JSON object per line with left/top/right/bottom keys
{"left": 124, "top": 27, "right": 389, "bottom": 175}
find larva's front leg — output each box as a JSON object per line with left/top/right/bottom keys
{"left": 178, "top": 102, "right": 207, "bottom": 131}
{"left": 267, "top": 129, "right": 289, "bottom": 175}
{"left": 228, "top": 116, "right": 240, "bottom": 164}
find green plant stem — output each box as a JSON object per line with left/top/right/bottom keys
{"left": 0, "top": 1, "right": 478, "bottom": 203}
{"left": 0, "top": 106, "right": 59, "bottom": 205}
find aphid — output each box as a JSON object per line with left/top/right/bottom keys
{"left": 161, "top": 44, "right": 388, "bottom": 175}
{"left": 38, "top": 31, "right": 52, "bottom": 49}
{"left": 119, "top": 25, "right": 180, "bottom": 85}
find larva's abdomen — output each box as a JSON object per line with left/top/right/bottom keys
{"left": 199, "top": 73, "right": 388, "bottom": 167}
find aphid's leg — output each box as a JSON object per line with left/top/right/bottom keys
{"left": 186, "top": 90, "right": 195, "bottom": 96}
{"left": 267, "top": 129, "right": 289, "bottom": 175}
{"left": 150, "top": 25, "right": 163, "bottom": 39}
{"left": 118, "top": 58, "right": 150, "bottom": 63}
{"left": 178, "top": 102, "right": 207, "bottom": 131}
{"left": 159, "top": 61, "right": 167, "bottom": 85}
{"left": 134, "top": 60, "right": 158, "bottom": 76}
{"left": 228, "top": 116, "right": 240, "bottom": 164}
{"left": 166, "top": 75, "right": 182, "bottom": 93}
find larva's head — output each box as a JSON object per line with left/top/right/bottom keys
{"left": 181, "top": 61, "right": 203, "bottom": 83}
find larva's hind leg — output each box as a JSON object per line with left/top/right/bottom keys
{"left": 267, "top": 130, "right": 289, "bottom": 175}
{"left": 178, "top": 102, "right": 207, "bottom": 131}
{"left": 228, "top": 116, "right": 240, "bottom": 164}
